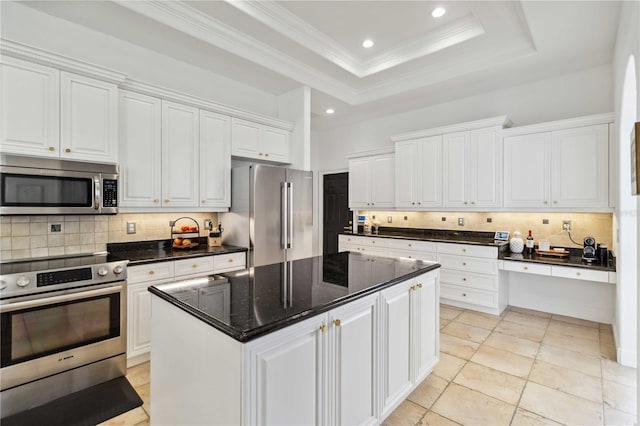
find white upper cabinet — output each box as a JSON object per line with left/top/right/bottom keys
{"left": 395, "top": 137, "right": 442, "bottom": 208}
{"left": 199, "top": 110, "right": 231, "bottom": 208}
{"left": 504, "top": 118, "right": 610, "bottom": 210}
{"left": 231, "top": 117, "right": 291, "bottom": 163}
{"left": 1, "top": 57, "right": 60, "bottom": 158}
{"left": 119, "top": 90, "right": 162, "bottom": 207}
{"left": 161, "top": 100, "right": 199, "bottom": 208}
{"left": 443, "top": 127, "right": 502, "bottom": 208}
{"left": 60, "top": 72, "right": 118, "bottom": 163}
{"left": 1, "top": 58, "right": 118, "bottom": 163}
{"left": 348, "top": 152, "right": 394, "bottom": 209}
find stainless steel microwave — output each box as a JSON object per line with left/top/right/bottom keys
{"left": 0, "top": 154, "right": 118, "bottom": 215}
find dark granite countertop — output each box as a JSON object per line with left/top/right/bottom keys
{"left": 499, "top": 248, "right": 616, "bottom": 272}
{"left": 148, "top": 251, "right": 440, "bottom": 342}
{"left": 106, "top": 238, "right": 247, "bottom": 266}
{"left": 343, "top": 227, "right": 509, "bottom": 248}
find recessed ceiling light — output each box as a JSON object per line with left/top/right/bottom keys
{"left": 362, "top": 39, "right": 374, "bottom": 48}
{"left": 431, "top": 7, "right": 446, "bottom": 18}
{"left": 325, "top": 108, "right": 335, "bottom": 114}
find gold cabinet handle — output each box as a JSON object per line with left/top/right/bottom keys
{"left": 524, "top": 266, "right": 529, "bottom": 270}
{"left": 333, "top": 319, "right": 341, "bottom": 326}
{"left": 49, "top": 146, "right": 55, "bottom": 151}
{"left": 228, "top": 258, "right": 234, "bottom": 263}
{"left": 408, "top": 255, "right": 412, "bottom": 259}
{"left": 411, "top": 285, "right": 417, "bottom": 291}
{"left": 417, "top": 283, "right": 423, "bottom": 289}
{"left": 65, "top": 148, "right": 71, "bottom": 153}
{"left": 192, "top": 264, "right": 198, "bottom": 268}
{"left": 412, "top": 202, "right": 416, "bottom": 205}
{"left": 418, "top": 202, "right": 421, "bottom": 205}
{"left": 408, "top": 243, "right": 412, "bottom": 247}
{"left": 265, "top": 153, "right": 269, "bottom": 157}
{"left": 153, "top": 199, "right": 160, "bottom": 203}
{"left": 202, "top": 200, "right": 206, "bottom": 203}
{"left": 553, "top": 200, "right": 558, "bottom": 204}
{"left": 462, "top": 277, "right": 467, "bottom": 281}
{"left": 544, "top": 201, "right": 548, "bottom": 205}
{"left": 471, "top": 201, "right": 475, "bottom": 205}
{"left": 164, "top": 199, "right": 170, "bottom": 203}
{"left": 462, "top": 262, "right": 467, "bottom": 266}
{"left": 320, "top": 325, "right": 327, "bottom": 333}
{"left": 259, "top": 153, "right": 263, "bottom": 156}
{"left": 576, "top": 272, "right": 581, "bottom": 276}
{"left": 463, "top": 293, "right": 467, "bottom": 297}
{"left": 462, "top": 248, "right": 467, "bottom": 252}
{"left": 148, "top": 270, "right": 155, "bottom": 275}
{"left": 372, "top": 241, "right": 375, "bottom": 244}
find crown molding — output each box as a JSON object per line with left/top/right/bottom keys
{"left": 392, "top": 116, "right": 512, "bottom": 142}
{"left": 502, "top": 113, "right": 615, "bottom": 137}
{"left": 114, "top": 0, "right": 358, "bottom": 104}
{"left": 0, "top": 39, "right": 127, "bottom": 84}
{"left": 345, "top": 146, "right": 394, "bottom": 159}
{"left": 121, "top": 79, "right": 294, "bottom": 130}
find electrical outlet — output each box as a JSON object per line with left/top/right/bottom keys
{"left": 562, "top": 220, "right": 571, "bottom": 231}
{"left": 458, "top": 217, "right": 465, "bottom": 226}
{"left": 204, "top": 219, "right": 212, "bottom": 230}
{"left": 50, "top": 224, "right": 62, "bottom": 233}
{"left": 543, "top": 219, "right": 549, "bottom": 224}
{"left": 387, "top": 216, "right": 392, "bottom": 223}
{"left": 486, "top": 217, "right": 492, "bottom": 223}
{"left": 126, "top": 222, "right": 136, "bottom": 234}
{"left": 441, "top": 217, "right": 446, "bottom": 222}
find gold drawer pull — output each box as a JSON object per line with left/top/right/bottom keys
{"left": 408, "top": 255, "right": 412, "bottom": 259}
{"left": 408, "top": 244, "right": 412, "bottom": 247}
{"left": 576, "top": 272, "right": 581, "bottom": 276}
{"left": 164, "top": 199, "right": 170, "bottom": 203}
{"left": 417, "top": 283, "right": 423, "bottom": 289}
{"left": 462, "top": 248, "right": 467, "bottom": 252}
{"left": 265, "top": 153, "right": 269, "bottom": 157}
{"left": 411, "top": 285, "right": 417, "bottom": 291}
{"left": 153, "top": 199, "right": 159, "bottom": 203}
{"left": 372, "top": 241, "right": 375, "bottom": 244}
{"left": 65, "top": 148, "right": 71, "bottom": 153}
{"left": 192, "top": 264, "right": 198, "bottom": 268}
{"left": 462, "top": 262, "right": 467, "bottom": 266}
{"left": 320, "top": 325, "right": 327, "bottom": 333}
{"left": 462, "top": 277, "right": 467, "bottom": 281}
{"left": 49, "top": 146, "right": 55, "bottom": 151}
{"left": 462, "top": 293, "right": 467, "bottom": 297}
{"left": 228, "top": 258, "right": 234, "bottom": 263}
{"left": 334, "top": 319, "right": 341, "bottom": 326}
{"left": 524, "top": 266, "right": 529, "bottom": 270}
{"left": 148, "top": 270, "right": 155, "bottom": 275}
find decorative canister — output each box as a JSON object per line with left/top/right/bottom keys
{"left": 510, "top": 231, "right": 524, "bottom": 254}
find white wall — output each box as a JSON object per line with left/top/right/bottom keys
{"left": 313, "top": 64, "right": 613, "bottom": 172}
{"left": 0, "top": 1, "right": 279, "bottom": 116}
{"left": 612, "top": 0, "right": 640, "bottom": 369}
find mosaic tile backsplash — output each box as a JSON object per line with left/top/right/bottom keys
{"left": 0, "top": 213, "right": 219, "bottom": 260}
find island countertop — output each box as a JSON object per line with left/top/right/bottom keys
{"left": 148, "top": 251, "right": 440, "bottom": 342}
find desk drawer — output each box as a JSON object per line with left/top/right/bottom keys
{"left": 440, "top": 270, "right": 498, "bottom": 292}
{"left": 359, "top": 237, "right": 389, "bottom": 248}
{"left": 440, "top": 283, "right": 498, "bottom": 309}
{"left": 503, "top": 261, "right": 552, "bottom": 276}
{"left": 438, "top": 254, "right": 497, "bottom": 275}
{"left": 388, "top": 239, "right": 436, "bottom": 252}
{"left": 128, "top": 262, "right": 175, "bottom": 284}
{"left": 437, "top": 243, "right": 497, "bottom": 259}
{"left": 551, "top": 265, "right": 609, "bottom": 283}
{"left": 174, "top": 256, "right": 215, "bottom": 277}
{"left": 213, "top": 252, "right": 246, "bottom": 272}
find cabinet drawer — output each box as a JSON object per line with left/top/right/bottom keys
{"left": 339, "top": 235, "right": 365, "bottom": 246}
{"left": 388, "top": 248, "right": 436, "bottom": 262}
{"left": 437, "top": 243, "right": 497, "bottom": 259}
{"left": 358, "top": 246, "right": 387, "bottom": 256}
{"left": 440, "top": 270, "right": 498, "bottom": 292}
{"left": 388, "top": 239, "right": 436, "bottom": 252}
{"left": 174, "top": 257, "right": 215, "bottom": 277}
{"left": 438, "top": 254, "right": 497, "bottom": 275}
{"left": 440, "top": 283, "right": 498, "bottom": 309}
{"left": 551, "top": 265, "right": 609, "bottom": 283}
{"left": 359, "top": 237, "right": 389, "bottom": 248}
{"left": 128, "top": 262, "right": 175, "bottom": 284}
{"left": 213, "top": 252, "right": 246, "bottom": 272}
{"left": 502, "top": 261, "right": 552, "bottom": 276}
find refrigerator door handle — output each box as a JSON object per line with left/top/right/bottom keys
{"left": 288, "top": 260, "right": 293, "bottom": 307}
{"left": 282, "top": 261, "right": 288, "bottom": 308}
{"left": 287, "top": 182, "right": 293, "bottom": 249}
{"left": 281, "top": 182, "right": 288, "bottom": 250}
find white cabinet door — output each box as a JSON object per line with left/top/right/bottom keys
{"left": 1, "top": 57, "right": 60, "bottom": 157}
{"left": 60, "top": 72, "right": 118, "bottom": 163}
{"left": 504, "top": 133, "right": 551, "bottom": 208}
{"left": 161, "top": 100, "right": 199, "bottom": 207}
{"left": 413, "top": 273, "right": 439, "bottom": 383}
{"left": 371, "top": 154, "right": 395, "bottom": 208}
{"left": 443, "top": 132, "right": 469, "bottom": 208}
{"left": 551, "top": 124, "right": 608, "bottom": 208}
{"left": 328, "top": 293, "right": 378, "bottom": 426}
{"left": 244, "top": 315, "right": 327, "bottom": 426}
{"left": 119, "top": 90, "right": 162, "bottom": 207}
{"left": 262, "top": 126, "right": 290, "bottom": 163}
{"left": 127, "top": 282, "right": 153, "bottom": 358}
{"left": 470, "top": 127, "right": 502, "bottom": 208}
{"left": 200, "top": 110, "right": 231, "bottom": 208}
{"left": 349, "top": 157, "right": 372, "bottom": 208}
{"left": 379, "top": 279, "right": 413, "bottom": 419}
{"left": 394, "top": 141, "right": 416, "bottom": 208}
{"left": 416, "top": 136, "right": 443, "bottom": 208}
{"left": 231, "top": 117, "right": 260, "bottom": 158}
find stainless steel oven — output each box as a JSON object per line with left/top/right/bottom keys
{"left": 0, "top": 154, "right": 118, "bottom": 215}
{"left": 0, "top": 254, "right": 128, "bottom": 417}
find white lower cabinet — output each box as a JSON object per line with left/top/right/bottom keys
{"left": 151, "top": 269, "right": 439, "bottom": 425}
{"left": 127, "top": 252, "right": 246, "bottom": 366}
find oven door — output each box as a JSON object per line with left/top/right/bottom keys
{"left": 0, "top": 283, "right": 126, "bottom": 391}
{"left": 0, "top": 166, "right": 100, "bottom": 215}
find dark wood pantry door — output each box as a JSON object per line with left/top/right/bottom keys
{"left": 323, "top": 172, "right": 350, "bottom": 255}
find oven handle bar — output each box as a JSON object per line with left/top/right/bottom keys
{"left": 0, "top": 285, "right": 123, "bottom": 313}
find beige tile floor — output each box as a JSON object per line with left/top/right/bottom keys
{"left": 101, "top": 305, "right": 637, "bottom": 426}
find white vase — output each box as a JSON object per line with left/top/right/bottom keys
{"left": 510, "top": 231, "right": 524, "bottom": 254}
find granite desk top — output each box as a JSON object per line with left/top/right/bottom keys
{"left": 106, "top": 239, "right": 247, "bottom": 266}
{"left": 343, "top": 228, "right": 509, "bottom": 248}
{"left": 148, "top": 251, "right": 440, "bottom": 342}
{"left": 499, "top": 248, "right": 616, "bottom": 272}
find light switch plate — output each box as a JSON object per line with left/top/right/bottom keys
{"left": 126, "top": 222, "right": 136, "bottom": 234}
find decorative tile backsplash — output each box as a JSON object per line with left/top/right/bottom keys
{"left": 360, "top": 211, "right": 614, "bottom": 251}
{"left": 0, "top": 213, "right": 219, "bottom": 260}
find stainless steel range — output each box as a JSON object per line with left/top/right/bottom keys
{"left": 0, "top": 253, "right": 128, "bottom": 418}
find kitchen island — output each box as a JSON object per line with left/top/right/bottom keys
{"left": 148, "top": 251, "right": 440, "bottom": 425}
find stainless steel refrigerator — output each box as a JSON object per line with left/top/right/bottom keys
{"left": 222, "top": 164, "right": 313, "bottom": 267}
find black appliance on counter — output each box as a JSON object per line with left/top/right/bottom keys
{"left": 582, "top": 236, "right": 597, "bottom": 263}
